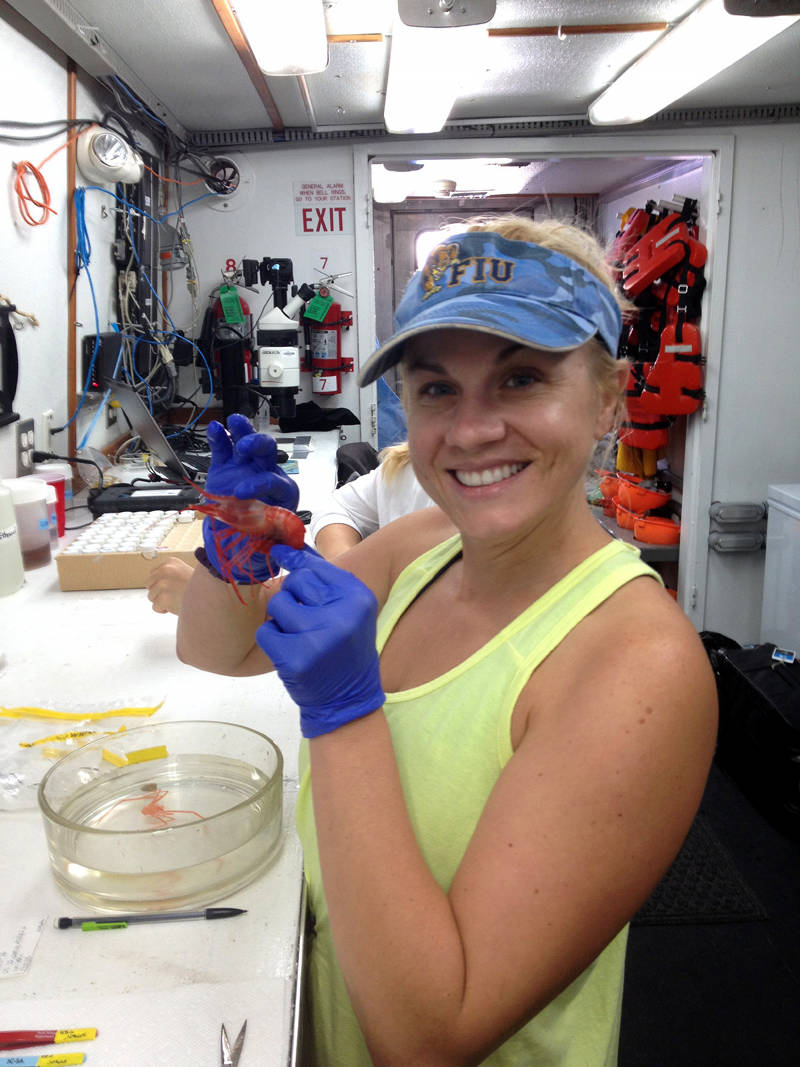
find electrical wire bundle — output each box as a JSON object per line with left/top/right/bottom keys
{"left": 3, "top": 78, "right": 236, "bottom": 457}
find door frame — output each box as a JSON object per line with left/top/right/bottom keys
{"left": 352, "top": 132, "right": 735, "bottom": 629}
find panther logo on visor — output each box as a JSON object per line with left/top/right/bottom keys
{"left": 421, "top": 243, "right": 460, "bottom": 299}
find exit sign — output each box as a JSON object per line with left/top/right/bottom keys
{"left": 294, "top": 181, "right": 353, "bottom": 235}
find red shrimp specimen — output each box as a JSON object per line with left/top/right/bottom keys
{"left": 99, "top": 784, "right": 203, "bottom": 829}
{"left": 190, "top": 490, "right": 306, "bottom": 603}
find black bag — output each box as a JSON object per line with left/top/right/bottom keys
{"left": 335, "top": 442, "right": 379, "bottom": 487}
{"left": 712, "top": 642, "right": 800, "bottom": 841}
{"left": 278, "top": 401, "right": 360, "bottom": 433}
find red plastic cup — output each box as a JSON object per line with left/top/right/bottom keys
{"left": 42, "top": 474, "right": 66, "bottom": 536}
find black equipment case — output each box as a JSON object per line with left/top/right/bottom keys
{"left": 711, "top": 642, "right": 800, "bottom": 841}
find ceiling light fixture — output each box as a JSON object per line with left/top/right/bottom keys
{"left": 383, "top": 19, "right": 486, "bottom": 133}
{"left": 232, "top": 0, "right": 329, "bottom": 76}
{"left": 588, "top": 0, "right": 799, "bottom": 125}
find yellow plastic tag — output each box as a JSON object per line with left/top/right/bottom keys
{"left": 19, "top": 729, "right": 98, "bottom": 748}
{"left": 54, "top": 1028, "right": 98, "bottom": 1044}
{"left": 126, "top": 745, "right": 168, "bottom": 764}
{"left": 1, "top": 702, "right": 163, "bottom": 721}
{"left": 35, "top": 1055, "right": 86, "bottom": 1066}
{"left": 102, "top": 748, "right": 129, "bottom": 767}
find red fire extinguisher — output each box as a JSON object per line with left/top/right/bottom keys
{"left": 306, "top": 301, "right": 353, "bottom": 395}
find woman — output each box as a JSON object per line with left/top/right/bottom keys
{"left": 177, "top": 216, "right": 717, "bottom": 1066}
{"left": 309, "top": 442, "right": 433, "bottom": 558}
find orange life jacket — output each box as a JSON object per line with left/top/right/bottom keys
{"left": 621, "top": 363, "right": 670, "bottom": 449}
{"left": 621, "top": 213, "right": 690, "bottom": 298}
{"left": 638, "top": 320, "right": 704, "bottom": 416}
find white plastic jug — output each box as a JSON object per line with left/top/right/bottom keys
{"left": 0, "top": 483, "right": 25, "bottom": 594}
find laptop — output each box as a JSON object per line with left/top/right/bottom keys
{"left": 105, "top": 378, "right": 209, "bottom": 484}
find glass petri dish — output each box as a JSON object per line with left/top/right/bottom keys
{"left": 38, "top": 720, "right": 283, "bottom": 913}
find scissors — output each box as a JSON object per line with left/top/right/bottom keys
{"left": 220, "top": 1020, "right": 247, "bottom": 1066}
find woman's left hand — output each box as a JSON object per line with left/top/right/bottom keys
{"left": 203, "top": 414, "right": 300, "bottom": 584}
{"left": 256, "top": 545, "right": 385, "bottom": 738}
{"left": 205, "top": 413, "right": 299, "bottom": 509}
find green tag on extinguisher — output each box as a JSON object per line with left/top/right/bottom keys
{"left": 219, "top": 285, "right": 245, "bottom": 323}
{"left": 303, "top": 294, "right": 334, "bottom": 322}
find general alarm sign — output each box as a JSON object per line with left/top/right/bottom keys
{"left": 294, "top": 181, "right": 354, "bottom": 235}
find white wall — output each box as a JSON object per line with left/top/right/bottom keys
{"left": 0, "top": 11, "right": 73, "bottom": 477}
{"left": 0, "top": 6, "right": 151, "bottom": 481}
{"left": 166, "top": 146, "right": 363, "bottom": 443}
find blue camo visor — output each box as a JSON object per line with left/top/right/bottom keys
{"left": 358, "top": 231, "right": 623, "bottom": 387}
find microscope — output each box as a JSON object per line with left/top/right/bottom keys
{"left": 251, "top": 258, "right": 314, "bottom": 421}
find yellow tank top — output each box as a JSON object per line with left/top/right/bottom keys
{"left": 297, "top": 535, "right": 660, "bottom": 1066}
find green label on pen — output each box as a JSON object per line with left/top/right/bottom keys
{"left": 82, "top": 921, "right": 128, "bottom": 930}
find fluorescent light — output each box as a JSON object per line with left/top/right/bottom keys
{"left": 384, "top": 20, "right": 485, "bottom": 134}
{"left": 589, "top": 0, "right": 800, "bottom": 125}
{"left": 233, "top": 0, "right": 329, "bottom": 76}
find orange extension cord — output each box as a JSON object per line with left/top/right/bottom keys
{"left": 14, "top": 123, "right": 95, "bottom": 226}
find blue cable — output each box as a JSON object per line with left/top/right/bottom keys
{"left": 69, "top": 183, "right": 217, "bottom": 443}
{"left": 62, "top": 188, "right": 102, "bottom": 432}
{"left": 126, "top": 211, "right": 177, "bottom": 333}
{"left": 160, "top": 192, "right": 216, "bottom": 221}
{"left": 110, "top": 76, "right": 166, "bottom": 127}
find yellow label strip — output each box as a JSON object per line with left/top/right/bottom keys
{"left": 1, "top": 702, "right": 163, "bottom": 721}
{"left": 125, "top": 745, "right": 168, "bottom": 764}
{"left": 19, "top": 729, "right": 98, "bottom": 748}
{"left": 21, "top": 725, "right": 129, "bottom": 750}
{"left": 102, "top": 744, "right": 168, "bottom": 767}
{"left": 54, "top": 1028, "right": 97, "bottom": 1044}
{"left": 30, "top": 1056, "right": 85, "bottom": 1066}
{"left": 101, "top": 748, "right": 129, "bottom": 767}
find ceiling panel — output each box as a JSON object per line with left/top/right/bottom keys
{"left": 449, "top": 30, "right": 668, "bottom": 120}
{"left": 6, "top": 0, "right": 800, "bottom": 136}
{"left": 308, "top": 37, "right": 391, "bottom": 127}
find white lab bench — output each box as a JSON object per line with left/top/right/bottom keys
{"left": 0, "top": 431, "right": 341, "bottom": 1066}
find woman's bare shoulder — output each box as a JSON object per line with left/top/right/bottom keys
{"left": 527, "top": 572, "right": 718, "bottom": 748}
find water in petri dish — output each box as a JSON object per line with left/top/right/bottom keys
{"left": 46, "top": 754, "right": 283, "bottom": 912}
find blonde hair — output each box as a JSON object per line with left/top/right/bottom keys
{"left": 378, "top": 441, "right": 410, "bottom": 484}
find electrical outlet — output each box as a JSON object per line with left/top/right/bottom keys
{"left": 16, "top": 417, "right": 35, "bottom": 476}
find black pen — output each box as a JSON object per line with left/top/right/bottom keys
{"left": 56, "top": 907, "right": 247, "bottom": 930}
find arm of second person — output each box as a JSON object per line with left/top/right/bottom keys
{"left": 147, "top": 557, "right": 194, "bottom": 615}
{"left": 176, "top": 560, "right": 275, "bottom": 676}
{"left": 308, "top": 466, "right": 382, "bottom": 549}
{"left": 314, "top": 522, "right": 364, "bottom": 560}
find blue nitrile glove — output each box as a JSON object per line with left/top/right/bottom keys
{"left": 203, "top": 413, "right": 300, "bottom": 583}
{"left": 256, "top": 544, "right": 386, "bottom": 738}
